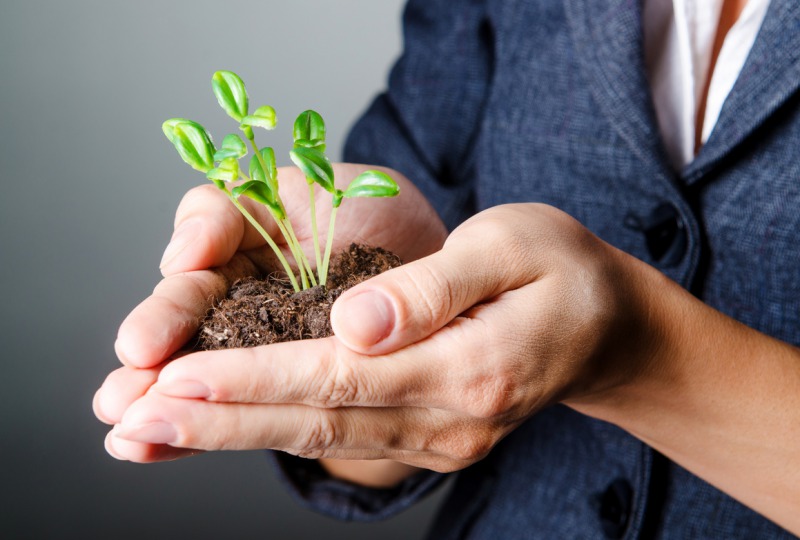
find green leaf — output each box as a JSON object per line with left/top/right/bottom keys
{"left": 293, "top": 110, "right": 326, "bottom": 144}
{"left": 290, "top": 146, "right": 335, "bottom": 192}
{"left": 343, "top": 170, "right": 400, "bottom": 199}
{"left": 293, "top": 138, "right": 326, "bottom": 152}
{"left": 212, "top": 70, "right": 248, "bottom": 122}
{"left": 171, "top": 122, "right": 216, "bottom": 173}
{"left": 249, "top": 147, "right": 277, "bottom": 183}
{"left": 206, "top": 157, "right": 239, "bottom": 182}
{"left": 232, "top": 180, "right": 284, "bottom": 218}
{"left": 213, "top": 134, "right": 247, "bottom": 161}
{"left": 162, "top": 118, "right": 205, "bottom": 144}
{"left": 240, "top": 105, "right": 277, "bottom": 130}
{"left": 232, "top": 179, "right": 272, "bottom": 203}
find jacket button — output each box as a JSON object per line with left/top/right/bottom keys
{"left": 596, "top": 478, "right": 633, "bottom": 539}
{"left": 624, "top": 202, "right": 687, "bottom": 267}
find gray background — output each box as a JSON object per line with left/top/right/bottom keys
{"left": 0, "top": 1, "right": 448, "bottom": 538}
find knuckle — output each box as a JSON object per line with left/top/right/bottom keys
{"left": 462, "top": 371, "right": 519, "bottom": 420}
{"left": 459, "top": 207, "right": 518, "bottom": 246}
{"left": 295, "top": 411, "right": 338, "bottom": 459}
{"left": 401, "top": 262, "right": 456, "bottom": 327}
{"left": 451, "top": 336, "right": 519, "bottom": 420}
{"left": 452, "top": 209, "right": 532, "bottom": 271}
{"left": 446, "top": 431, "right": 495, "bottom": 464}
{"left": 313, "top": 352, "right": 361, "bottom": 408}
{"left": 420, "top": 416, "right": 498, "bottom": 466}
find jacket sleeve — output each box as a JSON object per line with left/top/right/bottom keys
{"left": 268, "top": 452, "right": 446, "bottom": 521}
{"left": 269, "top": 0, "right": 493, "bottom": 521}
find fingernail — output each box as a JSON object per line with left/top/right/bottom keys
{"left": 113, "top": 337, "right": 135, "bottom": 367}
{"left": 160, "top": 220, "right": 201, "bottom": 269}
{"left": 115, "top": 422, "right": 177, "bottom": 444}
{"left": 154, "top": 380, "right": 211, "bottom": 399}
{"left": 104, "top": 432, "right": 126, "bottom": 460}
{"left": 333, "top": 290, "right": 395, "bottom": 347}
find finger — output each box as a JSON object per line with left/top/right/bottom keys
{"left": 115, "top": 253, "right": 258, "bottom": 368}
{"left": 330, "top": 209, "right": 540, "bottom": 355}
{"left": 113, "top": 392, "right": 477, "bottom": 465}
{"left": 153, "top": 337, "right": 433, "bottom": 408}
{"left": 160, "top": 184, "right": 277, "bottom": 276}
{"left": 94, "top": 364, "right": 163, "bottom": 425}
{"left": 152, "top": 332, "right": 471, "bottom": 410}
{"left": 152, "top": 310, "right": 506, "bottom": 419}
{"left": 108, "top": 423, "right": 456, "bottom": 471}
{"left": 105, "top": 430, "right": 203, "bottom": 463}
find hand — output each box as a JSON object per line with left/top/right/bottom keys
{"left": 96, "top": 193, "right": 800, "bottom": 534}
{"left": 94, "top": 164, "right": 447, "bottom": 463}
{"left": 98, "top": 203, "right": 659, "bottom": 470}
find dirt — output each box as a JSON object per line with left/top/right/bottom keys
{"left": 197, "top": 243, "right": 402, "bottom": 350}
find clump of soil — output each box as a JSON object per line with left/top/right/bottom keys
{"left": 197, "top": 244, "right": 401, "bottom": 350}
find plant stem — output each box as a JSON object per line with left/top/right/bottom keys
{"left": 272, "top": 217, "right": 309, "bottom": 289}
{"left": 308, "top": 183, "right": 323, "bottom": 284}
{"left": 248, "top": 137, "right": 275, "bottom": 191}
{"left": 225, "top": 190, "right": 300, "bottom": 292}
{"left": 245, "top": 135, "right": 311, "bottom": 289}
{"left": 283, "top": 217, "right": 317, "bottom": 287}
{"left": 319, "top": 205, "right": 339, "bottom": 288}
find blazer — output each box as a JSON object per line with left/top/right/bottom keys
{"left": 272, "top": 0, "right": 800, "bottom": 537}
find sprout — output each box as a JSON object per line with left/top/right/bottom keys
{"left": 162, "top": 120, "right": 215, "bottom": 173}
{"left": 212, "top": 71, "right": 248, "bottom": 122}
{"left": 213, "top": 134, "right": 247, "bottom": 161}
{"left": 162, "top": 70, "right": 400, "bottom": 292}
{"left": 241, "top": 105, "right": 277, "bottom": 131}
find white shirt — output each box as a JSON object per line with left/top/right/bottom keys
{"left": 644, "top": 0, "right": 771, "bottom": 168}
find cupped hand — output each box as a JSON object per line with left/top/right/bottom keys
{"left": 94, "top": 164, "right": 447, "bottom": 462}
{"left": 99, "top": 202, "right": 661, "bottom": 470}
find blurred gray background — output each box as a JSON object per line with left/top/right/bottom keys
{"left": 0, "top": 1, "right": 448, "bottom": 538}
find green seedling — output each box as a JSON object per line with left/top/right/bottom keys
{"left": 162, "top": 70, "right": 400, "bottom": 292}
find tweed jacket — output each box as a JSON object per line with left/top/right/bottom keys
{"left": 273, "top": 0, "right": 800, "bottom": 537}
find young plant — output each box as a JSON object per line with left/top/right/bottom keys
{"left": 162, "top": 70, "right": 400, "bottom": 292}
{"left": 289, "top": 146, "right": 399, "bottom": 286}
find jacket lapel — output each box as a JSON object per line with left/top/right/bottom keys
{"left": 564, "top": 0, "right": 673, "bottom": 177}
{"left": 565, "top": 0, "right": 800, "bottom": 186}
{"left": 683, "top": 0, "right": 800, "bottom": 184}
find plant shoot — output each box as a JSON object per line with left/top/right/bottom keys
{"left": 163, "top": 71, "right": 400, "bottom": 292}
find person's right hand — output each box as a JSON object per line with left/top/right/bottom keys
{"left": 93, "top": 164, "right": 448, "bottom": 464}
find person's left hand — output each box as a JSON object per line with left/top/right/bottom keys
{"left": 101, "top": 203, "right": 663, "bottom": 471}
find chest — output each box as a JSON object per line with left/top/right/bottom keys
{"left": 470, "top": 0, "right": 800, "bottom": 344}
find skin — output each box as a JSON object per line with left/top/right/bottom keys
{"left": 96, "top": 1, "right": 800, "bottom": 531}
{"left": 97, "top": 165, "right": 445, "bottom": 474}
{"left": 95, "top": 164, "right": 800, "bottom": 534}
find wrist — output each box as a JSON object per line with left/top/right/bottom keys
{"left": 318, "top": 458, "right": 422, "bottom": 489}
{"left": 563, "top": 254, "right": 800, "bottom": 532}
{"left": 562, "top": 251, "right": 692, "bottom": 423}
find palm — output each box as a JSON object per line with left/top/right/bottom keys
{"left": 262, "top": 164, "right": 446, "bottom": 269}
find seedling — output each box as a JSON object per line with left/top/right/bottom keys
{"left": 162, "top": 71, "right": 399, "bottom": 292}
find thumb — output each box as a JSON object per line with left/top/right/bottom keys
{"left": 330, "top": 236, "right": 528, "bottom": 355}
{"left": 160, "top": 185, "right": 275, "bottom": 276}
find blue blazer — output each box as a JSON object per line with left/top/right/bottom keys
{"left": 273, "top": 0, "right": 800, "bottom": 537}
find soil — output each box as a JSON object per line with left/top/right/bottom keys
{"left": 197, "top": 243, "right": 402, "bottom": 350}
